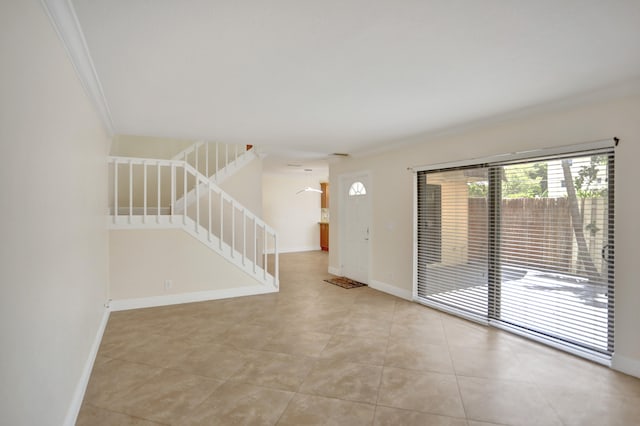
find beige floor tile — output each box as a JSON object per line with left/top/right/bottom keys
{"left": 114, "top": 309, "right": 188, "bottom": 334}
{"left": 151, "top": 314, "right": 208, "bottom": 338}
{"left": 393, "top": 301, "right": 442, "bottom": 323}
{"left": 262, "top": 330, "right": 332, "bottom": 357}
{"left": 377, "top": 367, "right": 465, "bottom": 418}
{"left": 114, "top": 333, "right": 202, "bottom": 368}
{"left": 167, "top": 342, "right": 250, "bottom": 380}
{"left": 105, "top": 368, "right": 223, "bottom": 424}
{"left": 350, "top": 303, "right": 396, "bottom": 321}
{"left": 196, "top": 304, "right": 260, "bottom": 323}
{"left": 517, "top": 350, "right": 640, "bottom": 398}
{"left": 334, "top": 313, "right": 392, "bottom": 339}
{"left": 76, "top": 403, "right": 166, "bottom": 426}
{"left": 79, "top": 251, "right": 640, "bottom": 425}
{"left": 603, "top": 370, "right": 640, "bottom": 398}
{"left": 279, "top": 316, "right": 345, "bottom": 334}
{"left": 384, "top": 338, "right": 454, "bottom": 374}
{"left": 313, "top": 294, "right": 359, "bottom": 308}
{"left": 182, "top": 381, "right": 293, "bottom": 425}
{"left": 540, "top": 385, "right": 640, "bottom": 426}
{"left": 449, "top": 346, "right": 531, "bottom": 382}
{"left": 221, "top": 323, "right": 280, "bottom": 350}
{"left": 298, "top": 305, "right": 355, "bottom": 323}
{"left": 277, "top": 393, "right": 375, "bottom": 425}
{"left": 300, "top": 359, "right": 383, "bottom": 404}
{"left": 319, "top": 334, "right": 388, "bottom": 366}
{"left": 355, "top": 288, "right": 397, "bottom": 303}
{"left": 442, "top": 319, "right": 509, "bottom": 351}
{"left": 104, "top": 311, "right": 155, "bottom": 334}
{"left": 457, "top": 376, "right": 562, "bottom": 426}
{"left": 93, "top": 354, "right": 113, "bottom": 367}
{"left": 187, "top": 307, "right": 232, "bottom": 321}
{"left": 389, "top": 320, "right": 447, "bottom": 346}
{"left": 247, "top": 310, "right": 296, "bottom": 329}
{"left": 374, "top": 406, "right": 468, "bottom": 426}
{"left": 230, "top": 350, "right": 315, "bottom": 391}
{"left": 97, "top": 326, "right": 156, "bottom": 359}
{"left": 181, "top": 318, "right": 234, "bottom": 344}
{"left": 84, "top": 359, "right": 164, "bottom": 408}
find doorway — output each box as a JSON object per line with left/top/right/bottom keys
{"left": 340, "top": 173, "right": 371, "bottom": 283}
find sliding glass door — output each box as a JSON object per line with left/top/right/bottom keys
{"left": 494, "top": 155, "right": 614, "bottom": 353}
{"left": 417, "top": 167, "right": 489, "bottom": 318}
{"left": 416, "top": 148, "right": 615, "bottom": 356}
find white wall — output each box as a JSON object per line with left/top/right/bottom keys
{"left": 220, "top": 155, "right": 264, "bottom": 217}
{"left": 110, "top": 229, "right": 263, "bottom": 302}
{"left": 263, "top": 174, "right": 323, "bottom": 253}
{"left": 110, "top": 134, "right": 193, "bottom": 158}
{"left": 0, "top": 1, "right": 111, "bottom": 425}
{"left": 329, "top": 94, "right": 640, "bottom": 377}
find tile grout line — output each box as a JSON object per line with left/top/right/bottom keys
{"left": 373, "top": 300, "right": 396, "bottom": 408}
{"left": 528, "top": 380, "right": 569, "bottom": 426}
{"left": 441, "top": 316, "right": 471, "bottom": 422}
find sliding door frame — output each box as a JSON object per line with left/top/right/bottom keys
{"left": 413, "top": 138, "right": 617, "bottom": 364}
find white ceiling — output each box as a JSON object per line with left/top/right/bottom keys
{"left": 71, "top": 0, "right": 640, "bottom": 160}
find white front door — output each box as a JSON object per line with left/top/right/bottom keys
{"left": 341, "top": 174, "right": 371, "bottom": 283}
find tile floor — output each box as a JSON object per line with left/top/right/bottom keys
{"left": 78, "top": 251, "right": 640, "bottom": 425}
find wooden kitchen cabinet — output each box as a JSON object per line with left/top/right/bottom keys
{"left": 320, "top": 182, "right": 329, "bottom": 208}
{"left": 320, "top": 223, "right": 329, "bottom": 251}
{"left": 320, "top": 182, "right": 329, "bottom": 251}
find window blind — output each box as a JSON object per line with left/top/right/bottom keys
{"left": 416, "top": 146, "right": 615, "bottom": 357}
{"left": 417, "top": 167, "right": 490, "bottom": 321}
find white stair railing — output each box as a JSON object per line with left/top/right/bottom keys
{"left": 108, "top": 156, "right": 278, "bottom": 288}
{"left": 171, "top": 141, "right": 254, "bottom": 182}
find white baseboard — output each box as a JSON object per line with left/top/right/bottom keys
{"left": 612, "top": 353, "right": 640, "bottom": 378}
{"left": 278, "top": 245, "right": 322, "bottom": 254}
{"left": 369, "top": 279, "right": 412, "bottom": 300}
{"left": 328, "top": 266, "right": 341, "bottom": 276}
{"left": 109, "top": 284, "right": 277, "bottom": 311}
{"left": 265, "top": 246, "right": 321, "bottom": 254}
{"left": 64, "top": 307, "right": 110, "bottom": 426}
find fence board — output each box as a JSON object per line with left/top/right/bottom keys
{"left": 469, "top": 198, "right": 579, "bottom": 274}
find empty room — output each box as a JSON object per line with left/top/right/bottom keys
{"left": 3, "top": 1, "right": 640, "bottom": 425}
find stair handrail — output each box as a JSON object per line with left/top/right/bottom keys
{"left": 108, "top": 155, "right": 278, "bottom": 286}
{"left": 171, "top": 141, "right": 251, "bottom": 180}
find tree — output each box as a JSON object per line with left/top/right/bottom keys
{"left": 574, "top": 156, "right": 607, "bottom": 198}
{"left": 467, "top": 181, "right": 487, "bottom": 197}
{"left": 561, "top": 159, "right": 600, "bottom": 280}
{"left": 502, "top": 163, "right": 548, "bottom": 198}
{"left": 466, "top": 162, "right": 548, "bottom": 198}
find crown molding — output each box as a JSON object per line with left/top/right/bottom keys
{"left": 40, "top": 0, "right": 114, "bottom": 135}
{"left": 350, "top": 77, "right": 640, "bottom": 160}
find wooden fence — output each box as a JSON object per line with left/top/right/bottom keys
{"left": 468, "top": 197, "right": 604, "bottom": 275}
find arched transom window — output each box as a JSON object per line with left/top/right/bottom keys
{"left": 348, "top": 181, "right": 367, "bottom": 196}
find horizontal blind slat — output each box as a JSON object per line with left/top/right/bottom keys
{"left": 416, "top": 149, "right": 614, "bottom": 357}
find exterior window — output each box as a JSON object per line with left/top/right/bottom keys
{"left": 349, "top": 181, "right": 367, "bottom": 196}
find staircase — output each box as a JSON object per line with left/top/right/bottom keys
{"left": 172, "top": 141, "right": 256, "bottom": 183}
{"left": 171, "top": 141, "right": 258, "bottom": 213}
{"left": 108, "top": 144, "right": 278, "bottom": 290}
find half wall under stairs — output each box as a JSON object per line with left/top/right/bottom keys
{"left": 108, "top": 154, "right": 278, "bottom": 310}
